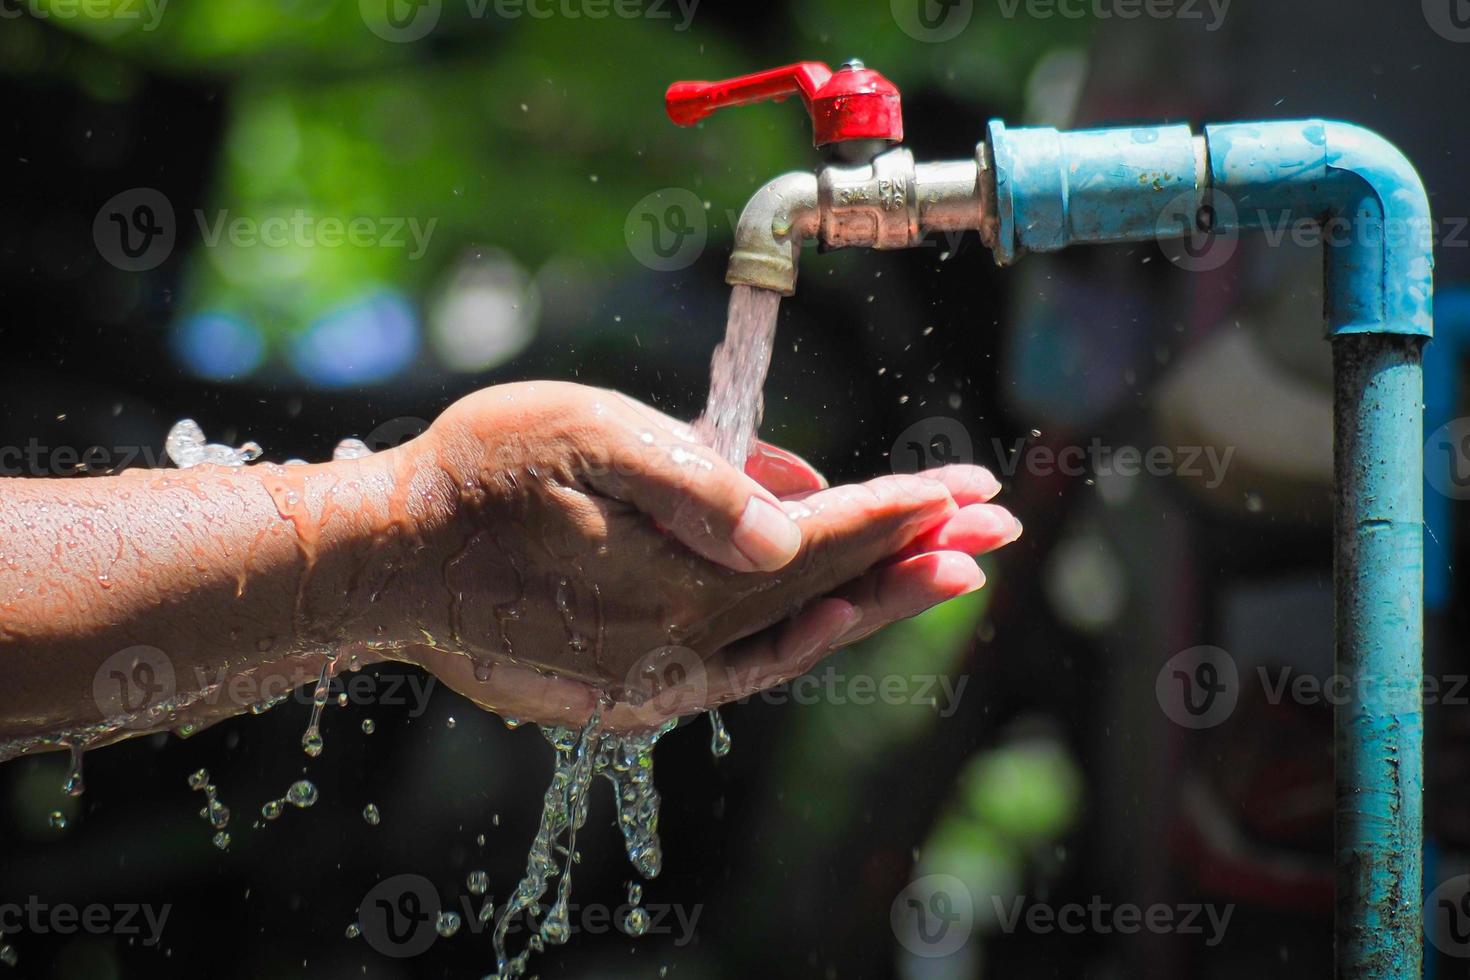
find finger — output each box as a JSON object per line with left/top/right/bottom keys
{"left": 829, "top": 551, "right": 984, "bottom": 647}
{"left": 745, "top": 442, "right": 828, "bottom": 496}
{"left": 583, "top": 420, "right": 803, "bottom": 574}
{"left": 696, "top": 597, "right": 861, "bottom": 707}
{"left": 697, "top": 475, "right": 958, "bottom": 645}
{"left": 898, "top": 503, "right": 1022, "bottom": 558}
{"left": 914, "top": 464, "right": 1003, "bottom": 506}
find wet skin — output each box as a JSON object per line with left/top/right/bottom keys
{"left": 0, "top": 381, "right": 1020, "bottom": 745}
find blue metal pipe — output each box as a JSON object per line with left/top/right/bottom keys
{"left": 987, "top": 118, "right": 1432, "bottom": 979}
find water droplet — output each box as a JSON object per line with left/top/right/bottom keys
{"left": 361, "top": 718, "right": 375, "bottom": 735}
{"left": 48, "top": 810, "right": 67, "bottom": 830}
{"left": 362, "top": 803, "right": 380, "bottom": 826}
{"left": 261, "top": 800, "right": 284, "bottom": 820}
{"left": 345, "top": 923, "right": 361, "bottom": 939}
{"left": 285, "top": 780, "right": 318, "bottom": 808}
{"left": 63, "top": 744, "right": 85, "bottom": 797}
{"left": 212, "top": 831, "right": 231, "bottom": 850}
{"left": 435, "top": 910, "right": 462, "bottom": 938}
{"left": 707, "top": 710, "right": 731, "bottom": 758}
{"left": 467, "top": 870, "right": 489, "bottom": 895}
{"left": 446, "top": 716, "right": 457, "bottom": 730}
{"left": 0, "top": 944, "right": 16, "bottom": 967}
{"left": 622, "top": 906, "right": 650, "bottom": 937}
{"left": 187, "top": 768, "right": 209, "bottom": 791}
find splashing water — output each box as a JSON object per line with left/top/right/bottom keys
{"left": 487, "top": 712, "right": 672, "bottom": 977}
{"left": 188, "top": 768, "right": 231, "bottom": 848}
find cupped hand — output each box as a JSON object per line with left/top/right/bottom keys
{"left": 378, "top": 382, "right": 1020, "bottom": 730}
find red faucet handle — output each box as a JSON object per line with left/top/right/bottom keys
{"left": 665, "top": 60, "right": 903, "bottom": 147}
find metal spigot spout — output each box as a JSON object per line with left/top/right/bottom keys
{"left": 725, "top": 147, "right": 990, "bottom": 295}
{"left": 725, "top": 171, "right": 820, "bottom": 295}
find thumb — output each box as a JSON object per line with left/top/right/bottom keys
{"left": 584, "top": 430, "right": 801, "bottom": 573}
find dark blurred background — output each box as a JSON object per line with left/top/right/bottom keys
{"left": 3, "top": 0, "right": 1470, "bottom": 977}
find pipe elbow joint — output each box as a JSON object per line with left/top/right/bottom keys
{"left": 725, "top": 171, "right": 819, "bottom": 296}
{"left": 1205, "top": 120, "right": 1434, "bottom": 339}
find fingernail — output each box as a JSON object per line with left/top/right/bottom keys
{"left": 1010, "top": 516, "right": 1024, "bottom": 541}
{"left": 733, "top": 496, "right": 802, "bottom": 571}
{"left": 826, "top": 605, "right": 866, "bottom": 651}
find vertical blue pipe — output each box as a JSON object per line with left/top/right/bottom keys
{"left": 987, "top": 118, "right": 1433, "bottom": 978}
{"left": 1332, "top": 333, "right": 1425, "bottom": 979}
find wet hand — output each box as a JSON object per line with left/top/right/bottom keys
{"left": 380, "top": 382, "right": 1020, "bottom": 729}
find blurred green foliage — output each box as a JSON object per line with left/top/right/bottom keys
{"left": 15, "top": 0, "right": 1083, "bottom": 373}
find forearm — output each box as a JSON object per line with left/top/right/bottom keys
{"left": 0, "top": 444, "right": 456, "bottom": 749}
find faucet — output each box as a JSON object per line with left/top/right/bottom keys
{"left": 668, "top": 61, "right": 1433, "bottom": 980}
